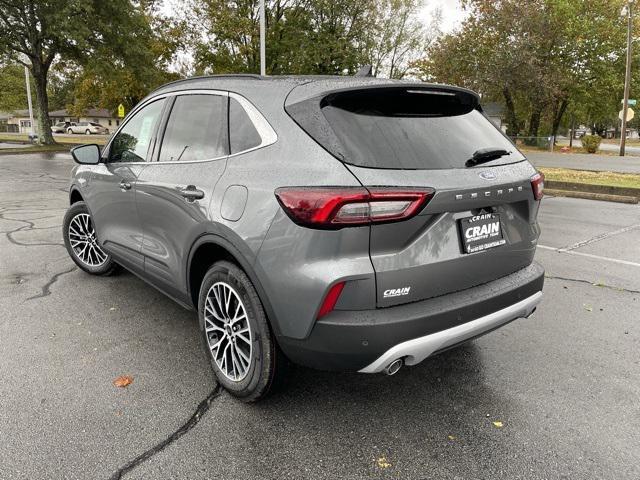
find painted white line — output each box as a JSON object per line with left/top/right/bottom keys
{"left": 538, "top": 244, "right": 640, "bottom": 268}
{"left": 560, "top": 223, "right": 640, "bottom": 252}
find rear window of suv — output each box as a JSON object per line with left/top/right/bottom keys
{"left": 289, "top": 87, "right": 523, "bottom": 170}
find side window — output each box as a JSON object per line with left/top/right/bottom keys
{"left": 109, "top": 99, "right": 165, "bottom": 163}
{"left": 159, "top": 94, "right": 229, "bottom": 162}
{"left": 230, "top": 97, "right": 262, "bottom": 154}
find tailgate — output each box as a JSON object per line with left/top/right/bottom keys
{"left": 285, "top": 83, "right": 542, "bottom": 307}
{"left": 348, "top": 163, "right": 541, "bottom": 307}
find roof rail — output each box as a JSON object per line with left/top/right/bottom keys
{"left": 148, "top": 74, "right": 263, "bottom": 95}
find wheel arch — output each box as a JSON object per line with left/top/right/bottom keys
{"left": 69, "top": 187, "right": 84, "bottom": 205}
{"left": 186, "top": 234, "right": 282, "bottom": 337}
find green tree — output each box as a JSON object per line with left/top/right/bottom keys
{"left": 415, "top": 0, "right": 629, "bottom": 139}
{"left": 0, "top": 63, "right": 35, "bottom": 113}
{"left": 0, "top": 0, "right": 165, "bottom": 144}
{"left": 71, "top": 2, "right": 186, "bottom": 114}
{"left": 364, "top": 0, "right": 439, "bottom": 78}
{"left": 186, "top": 0, "right": 434, "bottom": 77}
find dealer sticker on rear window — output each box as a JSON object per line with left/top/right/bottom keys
{"left": 459, "top": 213, "right": 506, "bottom": 254}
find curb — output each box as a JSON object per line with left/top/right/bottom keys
{"left": 545, "top": 180, "right": 640, "bottom": 198}
{"left": 545, "top": 188, "right": 638, "bottom": 204}
{"left": 0, "top": 147, "right": 72, "bottom": 155}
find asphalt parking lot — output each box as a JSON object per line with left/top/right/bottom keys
{"left": 1, "top": 152, "right": 638, "bottom": 480}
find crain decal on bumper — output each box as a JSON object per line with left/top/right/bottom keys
{"left": 383, "top": 287, "right": 411, "bottom": 298}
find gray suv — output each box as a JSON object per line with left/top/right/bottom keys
{"left": 63, "top": 75, "right": 544, "bottom": 401}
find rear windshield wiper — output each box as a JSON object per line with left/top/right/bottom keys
{"left": 465, "top": 148, "right": 511, "bottom": 167}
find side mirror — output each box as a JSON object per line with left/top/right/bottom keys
{"left": 71, "top": 144, "right": 101, "bottom": 165}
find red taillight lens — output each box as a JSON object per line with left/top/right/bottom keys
{"left": 274, "top": 187, "right": 434, "bottom": 229}
{"left": 531, "top": 172, "right": 544, "bottom": 201}
{"left": 317, "top": 281, "right": 345, "bottom": 319}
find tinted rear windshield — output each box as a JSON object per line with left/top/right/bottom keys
{"left": 317, "top": 88, "right": 523, "bottom": 169}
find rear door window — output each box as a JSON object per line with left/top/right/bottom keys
{"left": 294, "top": 88, "right": 524, "bottom": 170}
{"left": 159, "top": 94, "right": 229, "bottom": 162}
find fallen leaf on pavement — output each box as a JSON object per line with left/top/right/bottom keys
{"left": 492, "top": 421, "right": 504, "bottom": 428}
{"left": 113, "top": 375, "right": 133, "bottom": 388}
{"left": 583, "top": 305, "right": 593, "bottom": 312}
{"left": 376, "top": 456, "right": 392, "bottom": 469}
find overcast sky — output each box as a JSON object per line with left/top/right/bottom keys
{"left": 420, "top": 0, "right": 467, "bottom": 33}
{"left": 164, "top": 1, "right": 467, "bottom": 33}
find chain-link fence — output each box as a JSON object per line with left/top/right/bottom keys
{"left": 510, "top": 136, "right": 555, "bottom": 151}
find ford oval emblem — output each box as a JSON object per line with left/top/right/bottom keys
{"left": 479, "top": 171, "right": 496, "bottom": 180}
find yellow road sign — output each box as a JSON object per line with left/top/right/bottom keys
{"left": 117, "top": 104, "right": 125, "bottom": 118}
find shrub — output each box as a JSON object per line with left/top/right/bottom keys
{"left": 581, "top": 135, "right": 602, "bottom": 154}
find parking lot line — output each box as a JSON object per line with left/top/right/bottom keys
{"left": 538, "top": 244, "right": 640, "bottom": 268}
{"left": 559, "top": 223, "right": 640, "bottom": 252}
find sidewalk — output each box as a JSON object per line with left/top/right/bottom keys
{"left": 526, "top": 151, "right": 640, "bottom": 174}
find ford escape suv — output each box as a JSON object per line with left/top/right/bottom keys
{"left": 63, "top": 75, "right": 544, "bottom": 401}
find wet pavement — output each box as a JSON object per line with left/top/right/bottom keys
{"left": 528, "top": 151, "right": 640, "bottom": 173}
{"left": 1, "top": 152, "right": 639, "bottom": 480}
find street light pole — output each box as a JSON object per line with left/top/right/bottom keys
{"left": 259, "top": 0, "right": 266, "bottom": 76}
{"left": 24, "top": 65, "right": 35, "bottom": 137}
{"left": 620, "top": 1, "right": 633, "bottom": 157}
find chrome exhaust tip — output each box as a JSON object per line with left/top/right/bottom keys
{"left": 384, "top": 358, "right": 404, "bottom": 376}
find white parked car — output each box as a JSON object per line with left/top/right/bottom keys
{"left": 51, "top": 121, "right": 71, "bottom": 133}
{"left": 67, "top": 122, "right": 109, "bottom": 135}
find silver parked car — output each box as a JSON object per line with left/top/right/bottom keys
{"left": 51, "top": 121, "right": 70, "bottom": 133}
{"left": 67, "top": 121, "right": 109, "bottom": 135}
{"left": 63, "top": 75, "right": 545, "bottom": 401}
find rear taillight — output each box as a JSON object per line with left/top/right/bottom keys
{"left": 531, "top": 172, "right": 544, "bottom": 201}
{"left": 274, "top": 187, "right": 434, "bottom": 229}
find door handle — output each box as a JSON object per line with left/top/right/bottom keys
{"left": 178, "top": 185, "right": 205, "bottom": 201}
{"left": 120, "top": 181, "right": 132, "bottom": 191}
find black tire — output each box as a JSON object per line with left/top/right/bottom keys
{"left": 67, "top": 128, "right": 73, "bottom": 134}
{"left": 198, "top": 260, "right": 286, "bottom": 402}
{"left": 63, "top": 201, "right": 119, "bottom": 276}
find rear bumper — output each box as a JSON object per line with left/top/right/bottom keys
{"left": 278, "top": 262, "right": 544, "bottom": 372}
{"left": 359, "top": 291, "right": 541, "bottom": 372}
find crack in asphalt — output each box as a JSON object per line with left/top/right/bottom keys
{"left": 0, "top": 210, "right": 64, "bottom": 247}
{"left": 545, "top": 274, "right": 640, "bottom": 295}
{"left": 26, "top": 266, "right": 77, "bottom": 300}
{"left": 109, "top": 384, "right": 223, "bottom": 480}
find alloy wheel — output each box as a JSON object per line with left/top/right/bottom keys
{"left": 204, "top": 282, "right": 253, "bottom": 382}
{"left": 68, "top": 213, "right": 108, "bottom": 267}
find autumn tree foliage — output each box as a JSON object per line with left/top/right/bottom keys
{"left": 185, "top": 0, "right": 435, "bottom": 78}
{"left": 415, "top": 0, "right": 632, "bottom": 138}
{"left": 0, "top": 0, "right": 182, "bottom": 144}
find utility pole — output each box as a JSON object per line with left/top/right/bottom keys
{"left": 259, "top": 0, "right": 266, "bottom": 76}
{"left": 24, "top": 65, "right": 35, "bottom": 137}
{"left": 620, "top": 1, "right": 634, "bottom": 157}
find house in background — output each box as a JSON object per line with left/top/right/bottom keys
{"left": 7, "top": 107, "right": 120, "bottom": 133}
{"left": 6, "top": 110, "right": 35, "bottom": 133}
{"left": 48, "top": 108, "right": 120, "bottom": 132}
{"left": 0, "top": 111, "right": 18, "bottom": 132}
{"left": 482, "top": 102, "right": 507, "bottom": 133}
{"left": 573, "top": 125, "right": 639, "bottom": 140}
